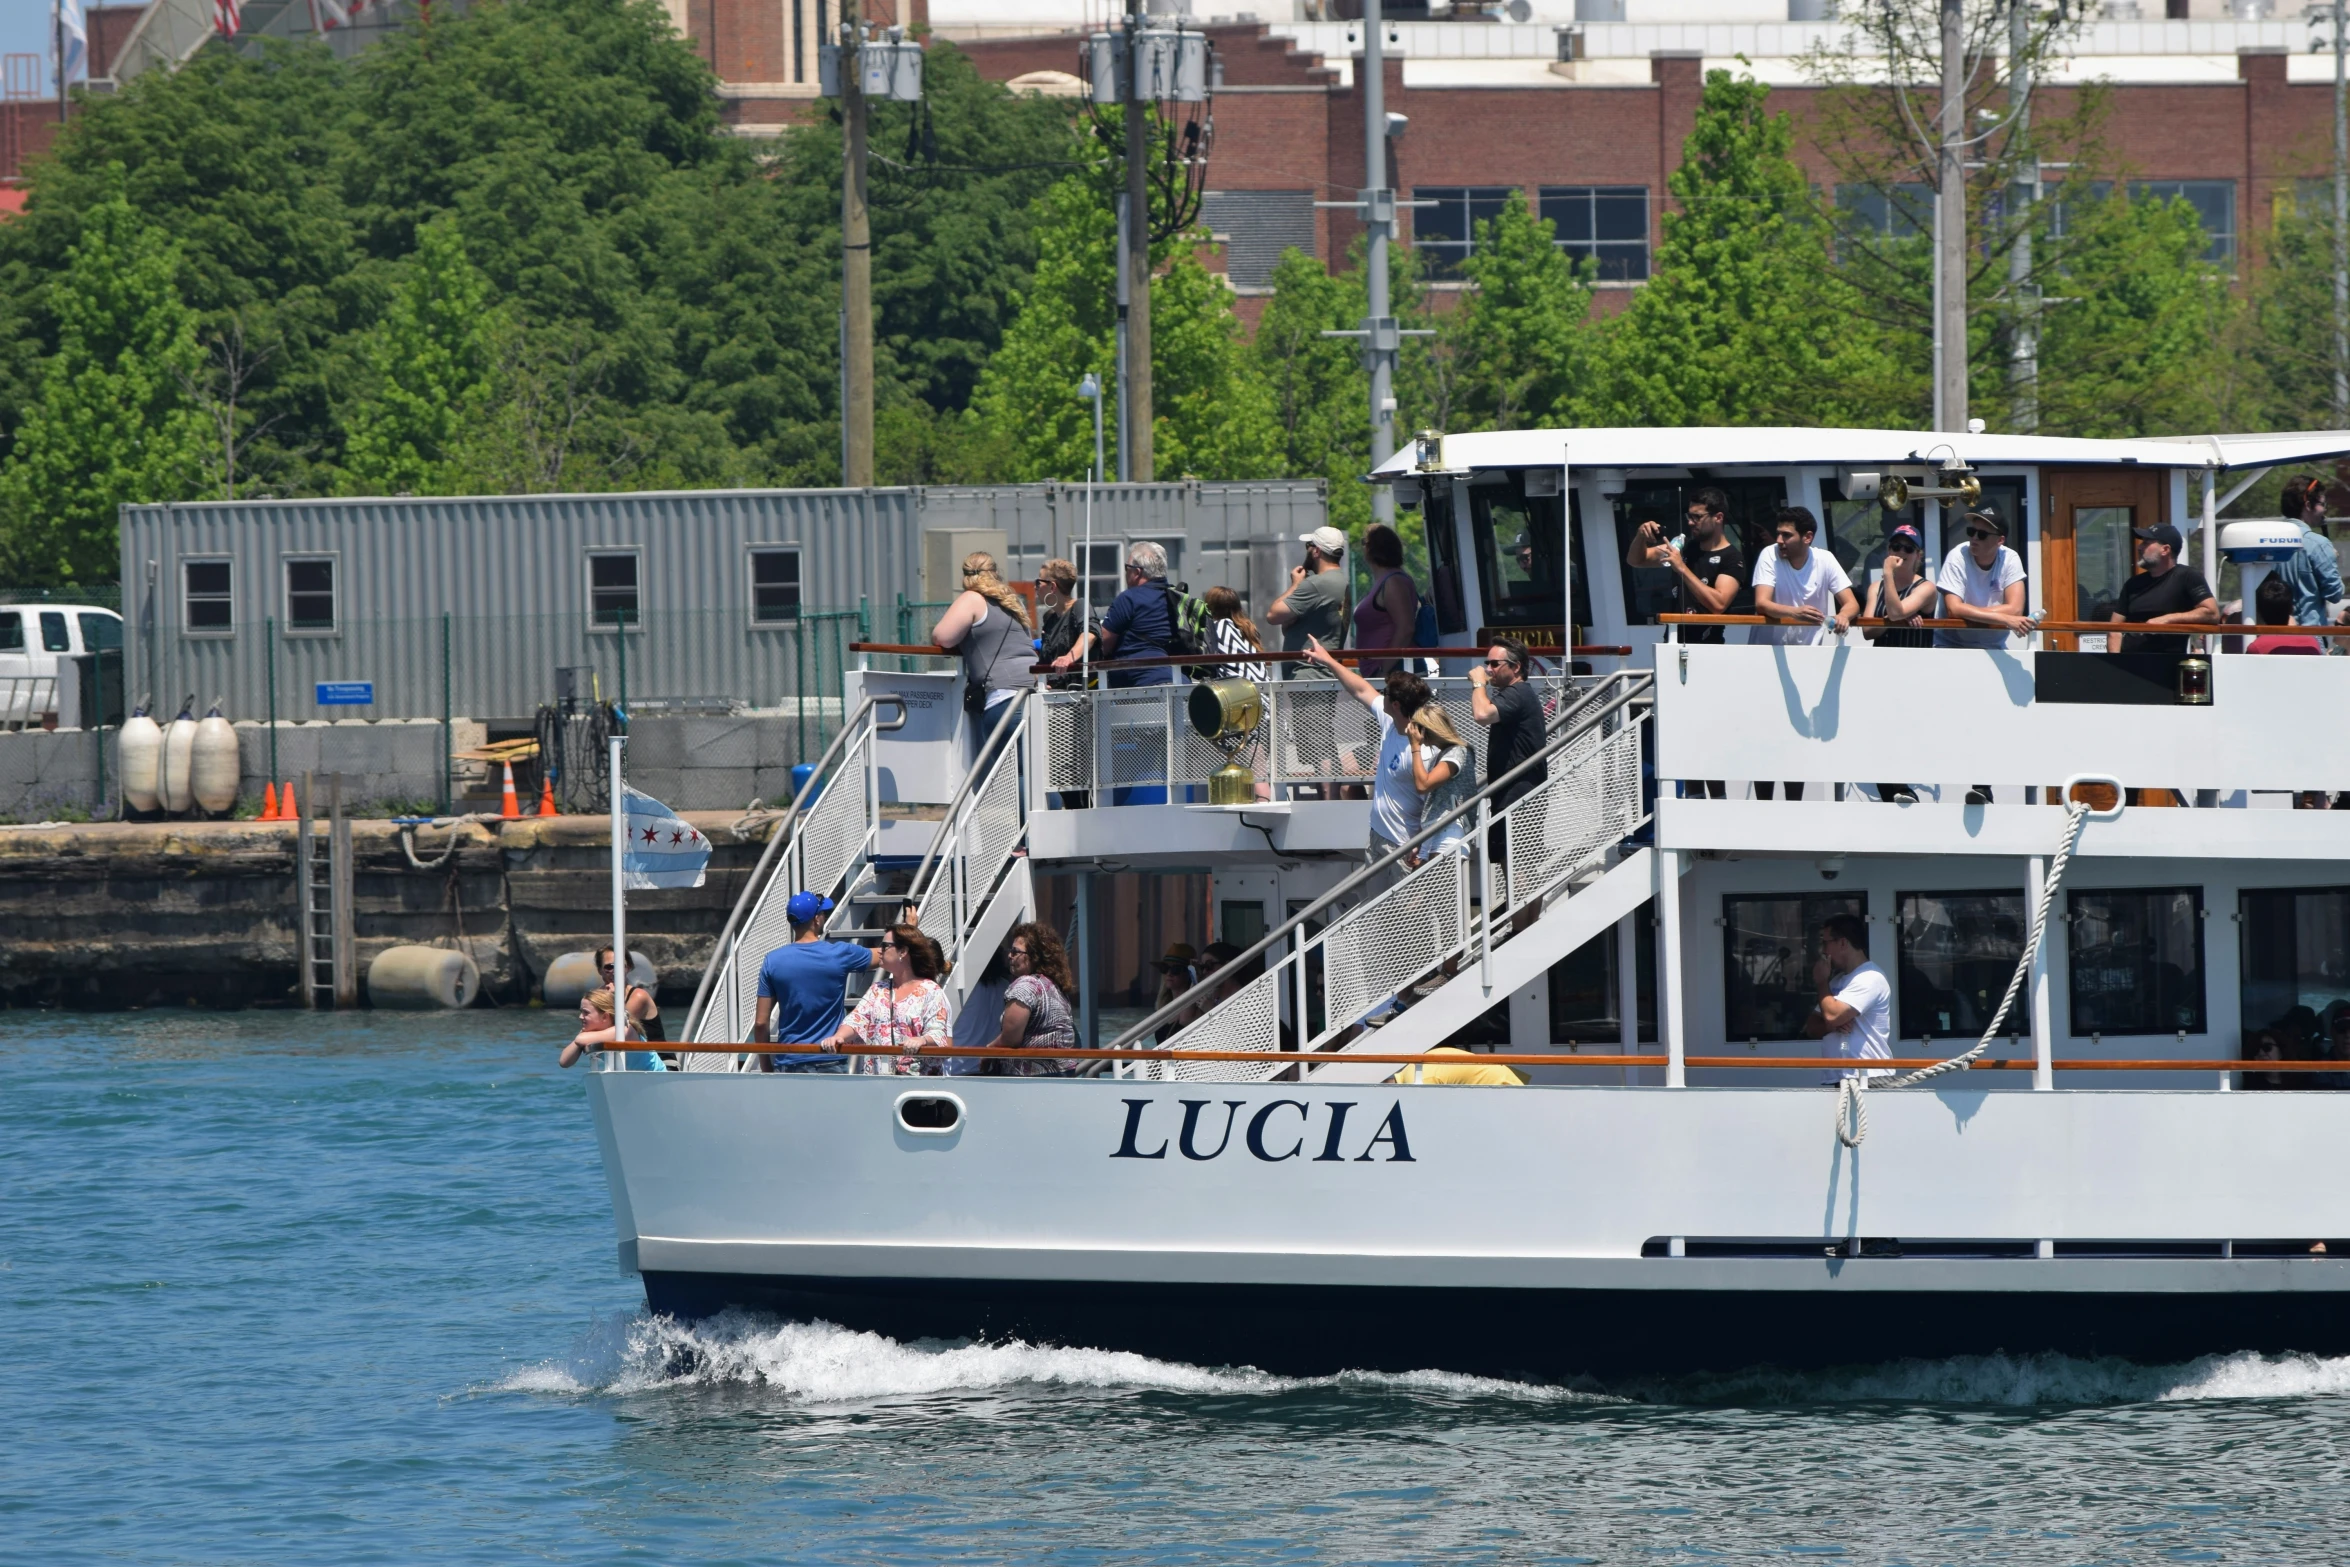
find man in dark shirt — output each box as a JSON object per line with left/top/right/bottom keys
{"left": 1096, "top": 540, "right": 1179, "bottom": 690}
{"left": 2112, "top": 524, "right": 2217, "bottom": 654}
{"left": 1470, "top": 637, "right": 1546, "bottom": 932}
{"left": 1624, "top": 486, "right": 1746, "bottom": 645}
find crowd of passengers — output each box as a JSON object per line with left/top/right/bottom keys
{"left": 560, "top": 892, "right": 1520, "bottom": 1083}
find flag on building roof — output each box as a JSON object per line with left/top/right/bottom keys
{"left": 619, "top": 787, "right": 710, "bottom": 891}
{"left": 215, "top": 0, "right": 242, "bottom": 37}
{"left": 56, "top": 0, "right": 86, "bottom": 83}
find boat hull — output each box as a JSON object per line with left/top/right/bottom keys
{"left": 589, "top": 1073, "right": 2350, "bottom": 1378}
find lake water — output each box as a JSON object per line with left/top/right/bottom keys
{"left": 10, "top": 1009, "right": 2350, "bottom": 1565}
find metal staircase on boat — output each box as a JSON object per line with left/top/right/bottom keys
{"left": 1109, "top": 670, "right": 1656, "bottom": 1081}
{"left": 681, "top": 696, "right": 1038, "bottom": 1051}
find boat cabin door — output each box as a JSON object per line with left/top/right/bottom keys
{"left": 2042, "top": 467, "right": 2168, "bottom": 651}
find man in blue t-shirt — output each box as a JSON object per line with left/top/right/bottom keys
{"left": 753, "top": 891, "right": 874, "bottom": 1072}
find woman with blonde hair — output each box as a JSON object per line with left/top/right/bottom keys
{"left": 933, "top": 551, "right": 1038, "bottom": 763}
{"left": 1404, "top": 701, "right": 1476, "bottom": 864}
{"left": 1203, "top": 585, "right": 1268, "bottom": 680}
{"left": 557, "top": 986, "right": 659, "bottom": 1071}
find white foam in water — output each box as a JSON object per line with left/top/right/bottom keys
{"left": 1659, "top": 1348, "right": 2350, "bottom": 1407}
{"left": 490, "top": 1311, "right": 1599, "bottom": 1406}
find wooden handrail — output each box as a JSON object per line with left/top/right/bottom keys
{"left": 847, "top": 642, "right": 1635, "bottom": 669}
{"left": 1658, "top": 614, "right": 2350, "bottom": 637}
{"left": 606, "top": 1040, "right": 2329, "bottom": 1071}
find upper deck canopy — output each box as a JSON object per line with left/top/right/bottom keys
{"left": 1369, "top": 427, "right": 2350, "bottom": 478}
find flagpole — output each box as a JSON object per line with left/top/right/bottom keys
{"left": 610, "top": 731, "right": 626, "bottom": 1059}
{"left": 55, "top": 0, "right": 66, "bottom": 122}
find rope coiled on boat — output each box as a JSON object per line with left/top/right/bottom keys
{"left": 1834, "top": 801, "right": 2092, "bottom": 1148}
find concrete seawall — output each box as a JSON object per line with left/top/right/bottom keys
{"left": 0, "top": 813, "right": 775, "bottom": 1010}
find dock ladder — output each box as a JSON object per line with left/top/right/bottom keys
{"left": 295, "top": 771, "right": 356, "bottom": 1008}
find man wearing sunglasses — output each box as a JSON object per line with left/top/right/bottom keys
{"left": 1624, "top": 486, "right": 1745, "bottom": 647}
{"left": 1470, "top": 638, "right": 1545, "bottom": 928}
{"left": 1933, "top": 510, "right": 2032, "bottom": 651}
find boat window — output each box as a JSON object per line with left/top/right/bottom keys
{"left": 2239, "top": 888, "right": 2350, "bottom": 1053}
{"left": 1816, "top": 479, "right": 1924, "bottom": 589}
{"left": 0, "top": 613, "right": 20, "bottom": 652}
{"left": 1610, "top": 477, "right": 1783, "bottom": 626}
{"left": 1422, "top": 483, "right": 1468, "bottom": 635}
{"left": 2074, "top": 506, "right": 2136, "bottom": 623}
{"left": 2068, "top": 887, "right": 2205, "bottom": 1036}
{"left": 1896, "top": 892, "right": 2027, "bottom": 1042}
{"left": 1723, "top": 892, "right": 1867, "bottom": 1041}
{"left": 39, "top": 612, "right": 69, "bottom": 653}
{"left": 1550, "top": 909, "right": 1655, "bottom": 1043}
{"left": 1469, "top": 475, "right": 1591, "bottom": 635}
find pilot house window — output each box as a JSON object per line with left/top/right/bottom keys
{"left": 1467, "top": 473, "right": 1591, "bottom": 636}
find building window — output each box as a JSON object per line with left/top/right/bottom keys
{"left": 2239, "top": 888, "right": 2350, "bottom": 1051}
{"left": 1724, "top": 892, "right": 1867, "bottom": 1042}
{"left": 750, "top": 546, "right": 802, "bottom": 625}
{"left": 1198, "top": 189, "right": 1316, "bottom": 290}
{"left": 1538, "top": 186, "right": 1649, "bottom": 281}
{"left": 587, "top": 549, "right": 641, "bottom": 629}
{"left": 283, "top": 556, "right": 338, "bottom": 634}
{"left": 1412, "top": 186, "right": 1518, "bottom": 279}
{"left": 2130, "top": 179, "right": 2235, "bottom": 263}
{"left": 183, "top": 559, "right": 234, "bottom": 634}
{"left": 2068, "top": 887, "right": 2205, "bottom": 1037}
{"left": 1896, "top": 891, "right": 2027, "bottom": 1042}
{"left": 1835, "top": 182, "right": 1933, "bottom": 242}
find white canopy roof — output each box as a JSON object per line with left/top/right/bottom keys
{"left": 1369, "top": 427, "right": 2350, "bottom": 478}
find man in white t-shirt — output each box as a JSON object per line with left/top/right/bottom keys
{"left": 1805, "top": 912, "right": 1891, "bottom": 1082}
{"left": 1750, "top": 505, "right": 1858, "bottom": 648}
{"left": 1934, "top": 509, "right": 2033, "bottom": 650}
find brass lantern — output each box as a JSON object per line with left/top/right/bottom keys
{"left": 1188, "top": 678, "right": 1263, "bottom": 805}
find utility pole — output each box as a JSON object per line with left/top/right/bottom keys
{"left": 1362, "top": 0, "right": 1396, "bottom": 526}
{"left": 55, "top": 0, "right": 67, "bottom": 124}
{"left": 1934, "top": 0, "right": 1967, "bottom": 433}
{"left": 1115, "top": 192, "right": 1132, "bottom": 482}
{"left": 841, "top": 0, "right": 875, "bottom": 487}
{"left": 1122, "top": 0, "right": 1154, "bottom": 483}
{"left": 2334, "top": 0, "right": 2347, "bottom": 424}
{"left": 2007, "top": 0, "right": 2037, "bottom": 434}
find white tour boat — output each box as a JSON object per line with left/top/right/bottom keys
{"left": 584, "top": 426, "right": 2350, "bottom": 1379}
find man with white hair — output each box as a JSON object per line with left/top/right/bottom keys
{"left": 1095, "top": 539, "right": 1180, "bottom": 690}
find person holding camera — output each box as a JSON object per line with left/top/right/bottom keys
{"left": 1267, "top": 526, "right": 1350, "bottom": 675}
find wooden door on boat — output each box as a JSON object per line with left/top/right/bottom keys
{"left": 2041, "top": 467, "right": 2168, "bottom": 652}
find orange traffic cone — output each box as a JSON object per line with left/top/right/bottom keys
{"left": 279, "top": 780, "right": 297, "bottom": 821}
{"left": 500, "top": 762, "right": 522, "bottom": 819}
{"left": 260, "top": 782, "right": 279, "bottom": 821}
{"left": 537, "top": 773, "right": 557, "bottom": 817}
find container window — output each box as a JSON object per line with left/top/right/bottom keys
{"left": 0, "top": 613, "right": 21, "bottom": 652}
{"left": 1076, "top": 540, "right": 1123, "bottom": 616}
{"left": 184, "top": 560, "right": 233, "bottom": 633}
{"left": 588, "top": 550, "right": 640, "bottom": 629}
{"left": 78, "top": 612, "right": 122, "bottom": 651}
{"left": 2068, "top": 887, "right": 2205, "bottom": 1036}
{"left": 1896, "top": 891, "right": 2027, "bottom": 1042}
{"left": 2238, "top": 888, "right": 2350, "bottom": 1055}
{"left": 39, "top": 611, "right": 69, "bottom": 653}
{"left": 284, "top": 557, "right": 337, "bottom": 633}
{"left": 750, "top": 547, "right": 802, "bottom": 624}
{"left": 1723, "top": 892, "right": 1867, "bottom": 1042}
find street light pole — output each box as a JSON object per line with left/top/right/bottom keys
{"left": 2007, "top": 0, "right": 2037, "bottom": 435}
{"left": 841, "top": 0, "right": 875, "bottom": 486}
{"left": 1934, "top": 0, "right": 1967, "bottom": 432}
{"left": 1362, "top": 0, "right": 1396, "bottom": 526}
{"left": 2334, "top": 0, "right": 2347, "bottom": 424}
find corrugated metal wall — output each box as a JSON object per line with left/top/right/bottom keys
{"left": 119, "top": 482, "right": 1326, "bottom": 723}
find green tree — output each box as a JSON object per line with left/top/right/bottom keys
{"left": 1595, "top": 70, "right": 1895, "bottom": 427}
{"left": 0, "top": 179, "right": 207, "bottom": 585}
{"left": 1251, "top": 246, "right": 1369, "bottom": 532}
{"left": 1443, "top": 190, "right": 1591, "bottom": 430}
{"left": 2030, "top": 190, "right": 2234, "bottom": 438}
{"left": 972, "top": 164, "right": 1279, "bottom": 481}
{"left": 342, "top": 219, "right": 498, "bottom": 494}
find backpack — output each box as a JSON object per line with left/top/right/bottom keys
{"left": 1157, "top": 581, "right": 1215, "bottom": 678}
{"left": 1412, "top": 595, "right": 1440, "bottom": 651}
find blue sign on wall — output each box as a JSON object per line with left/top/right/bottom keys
{"left": 316, "top": 682, "right": 375, "bottom": 706}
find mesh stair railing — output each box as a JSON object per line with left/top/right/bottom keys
{"left": 680, "top": 696, "right": 903, "bottom": 1056}
{"left": 906, "top": 699, "right": 1033, "bottom": 994}
{"left": 1115, "top": 672, "right": 1654, "bottom": 1083}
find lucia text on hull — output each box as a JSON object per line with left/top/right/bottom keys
{"left": 580, "top": 424, "right": 2350, "bottom": 1381}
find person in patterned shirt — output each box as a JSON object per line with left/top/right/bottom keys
{"left": 977, "top": 922, "right": 1080, "bottom": 1076}
{"left": 827, "top": 923, "right": 950, "bottom": 1075}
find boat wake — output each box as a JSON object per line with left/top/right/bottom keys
{"left": 489, "top": 1310, "right": 1605, "bottom": 1405}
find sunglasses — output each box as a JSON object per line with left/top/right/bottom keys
{"left": 1011, "top": 947, "right": 1033, "bottom": 960}
{"left": 1888, "top": 541, "right": 1918, "bottom": 552}
{"left": 1484, "top": 657, "right": 1515, "bottom": 668}
{"left": 1965, "top": 527, "right": 1997, "bottom": 541}
{"left": 879, "top": 939, "right": 903, "bottom": 951}
{"left": 1684, "top": 509, "right": 1712, "bottom": 521}
{"left": 597, "top": 962, "right": 615, "bottom": 973}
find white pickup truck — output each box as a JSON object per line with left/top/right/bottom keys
{"left": 0, "top": 603, "right": 124, "bottom": 727}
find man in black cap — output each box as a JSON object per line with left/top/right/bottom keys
{"left": 2111, "top": 524, "right": 2217, "bottom": 654}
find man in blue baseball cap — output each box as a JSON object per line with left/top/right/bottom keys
{"left": 753, "top": 890, "right": 874, "bottom": 1071}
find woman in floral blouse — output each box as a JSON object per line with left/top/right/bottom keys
{"left": 828, "top": 923, "right": 951, "bottom": 1075}
{"left": 978, "top": 921, "right": 1081, "bottom": 1077}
